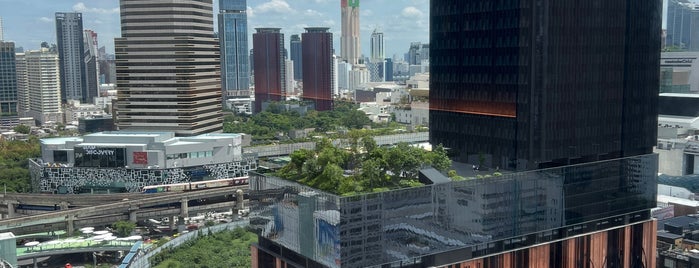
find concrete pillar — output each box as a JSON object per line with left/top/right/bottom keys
{"left": 177, "top": 216, "right": 186, "bottom": 232}
{"left": 6, "top": 201, "right": 16, "bottom": 218}
{"left": 169, "top": 216, "right": 175, "bottom": 231}
{"left": 236, "top": 189, "right": 244, "bottom": 210}
{"left": 66, "top": 215, "right": 75, "bottom": 236}
{"left": 180, "top": 198, "right": 189, "bottom": 218}
{"left": 129, "top": 210, "right": 138, "bottom": 223}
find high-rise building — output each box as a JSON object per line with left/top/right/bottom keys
{"left": 250, "top": 1, "right": 661, "bottom": 267}
{"left": 428, "top": 0, "right": 661, "bottom": 265}
{"left": 83, "top": 30, "right": 99, "bottom": 104}
{"left": 0, "top": 17, "right": 4, "bottom": 41}
{"left": 0, "top": 41, "right": 18, "bottom": 128}
{"left": 253, "top": 28, "right": 285, "bottom": 113}
{"left": 384, "top": 58, "right": 393, "bottom": 82}
{"left": 341, "top": 0, "right": 360, "bottom": 65}
{"left": 15, "top": 52, "right": 28, "bottom": 116}
{"left": 302, "top": 27, "right": 333, "bottom": 111}
{"left": 370, "top": 28, "right": 384, "bottom": 62}
{"left": 25, "top": 48, "right": 62, "bottom": 125}
{"left": 55, "top": 12, "right": 87, "bottom": 103}
{"left": 284, "top": 59, "right": 294, "bottom": 96}
{"left": 114, "top": 0, "right": 223, "bottom": 136}
{"left": 667, "top": 0, "right": 699, "bottom": 50}
{"left": 337, "top": 60, "right": 351, "bottom": 92}
{"left": 290, "top": 34, "right": 303, "bottom": 81}
{"left": 218, "top": 0, "right": 250, "bottom": 100}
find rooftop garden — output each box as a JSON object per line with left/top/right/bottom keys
{"left": 274, "top": 130, "right": 451, "bottom": 196}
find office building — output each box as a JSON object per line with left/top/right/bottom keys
{"left": 0, "top": 17, "right": 4, "bottom": 41}
{"left": 384, "top": 58, "right": 393, "bottom": 82}
{"left": 667, "top": 0, "right": 699, "bottom": 50}
{"left": 285, "top": 59, "right": 294, "bottom": 96}
{"left": 302, "top": 27, "right": 333, "bottom": 111}
{"left": 250, "top": 0, "right": 661, "bottom": 267}
{"left": 55, "top": 12, "right": 87, "bottom": 103}
{"left": 114, "top": 0, "right": 223, "bottom": 136}
{"left": 290, "top": 34, "right": 302, "bottom": 81}
{"left": 370, "top": 28, "right": 384, "bottom": 62}
{"left": 660, "top": 52, "right": 699, "bottom": 93}
{"left": 0, "top": 41, "right": 18, "bottom": 128}
{"left": 219, "top": 0, "right": 251, "bottom": 101}
{"left": 25, "top": 48, "right": 62, "bottom": 125}
{"left": 83, "top": 30, "right": 99, "bottom": 104}
{"left": 30, "top": 131, "right": 255, "bottom": 194}
{"left": 337, "top": 61, "right": 351, "bottom": 92}
{"left": 253, "top": 28, "right": 285, "bottom": 113}
{"left": 341, "top": 0, "right": 360, "bottom": 65}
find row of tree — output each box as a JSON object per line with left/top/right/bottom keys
{"left": 151, "top": 228, "right": 257, "bottom": 268}
{"left": 277, "top": 130, "right": 451, "bottom": 195}
{"left": 0, "top": 137, "right": 40, "bottom": 192}
{"left": 223, "top": 101, "right": 374, "bottom": 142}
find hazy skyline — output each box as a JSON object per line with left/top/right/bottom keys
{"left": 0, "top": 0, "right": 429, "bottom": 59}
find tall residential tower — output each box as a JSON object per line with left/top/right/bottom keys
{"left": 218, "top": 0, "right": 250, "bottom": 101}
{"left": 114, "top": 0, "right": 223, "bottom": 136}
{"left": 340, "top": 0, "right": 360, "bottom": 65}
{"left": 253, "top": 28, "right": 285, "bottom": 113}
{"left": 55, "top": 12, "right": 87, "bottom": 103}
{"left": 302, "top": 27, "right": 333, "bottom": 111}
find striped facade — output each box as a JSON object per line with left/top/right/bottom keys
{"left": 115, "top": 0, "right": 223, "bottom": 136}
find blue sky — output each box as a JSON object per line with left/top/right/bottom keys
{"left": 0, "top": 0, "right": 429, "bottom": 58}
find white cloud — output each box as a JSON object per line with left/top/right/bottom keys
{"left": 72, "top": 2, "right": 119, "bottom": 14}
{"left": 401, "top": 6, "right": 423, "bottom": 18}
{"left": 247, "top": 6, "right": 255, "bottom": 18}
{"left": 361, "top": 9, "right": 373, "bottom": 17}
{"left": 304, "top": 9, "right": 323, "bottom": 17}
{"left": 38, "top": 17, "right": 52, "bottom": 23}
{"left": 254, "top": 0, "right": 295, "bottom": 14}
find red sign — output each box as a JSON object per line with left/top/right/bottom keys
{"left": 133, "top": 152, "right": 148, "bottom": 165}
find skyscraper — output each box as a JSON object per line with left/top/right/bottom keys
{"left": 15, "top": 52, "right": 28, "bottom": 117}
{"left": 25, "top": 48, "right": 62, "bottom": 125}
{"left": 429, "top": 0, "right": 660, "bottom": 265}
{"left": 55, "top": 12, "right": 87, "bottom": 103}
{"left": 114, "top": 0, "right": 223, "bottom": 136}
{"left": 302, "top": 27, "right": 333, "bottom": 111}
{"left": 253, "top": 28, "right": 285, "bottom": 113}
{"left": 83, "top": 30, "right": 99, "bottom": 104}
{"left": 341, "top": 0, "right": 360, "bottom": 65}
{"left": 0, "top": 41, "right": 18, "bottom": 127}
{"left": 0, "top": 17, "right": 4, "bottom": 41}
{"left": 218, "top": 0, "right": 250, "bottom": 101}
{"left": 666, "top": 0, "right": 699, "bottom": 50}
{"left": 370, "top": 28, "right": 384, "bottom": 62}
{"left": 290, "top": 34, "right": 303, "bottom": 81}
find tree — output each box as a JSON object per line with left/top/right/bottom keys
{"left": 112, "top": 220, "right": 136, "bottom": 237}
{"left": 13, "top": 124, "right": 30, "bottom": 134}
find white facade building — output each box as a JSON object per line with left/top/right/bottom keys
{"left": 25, "top": 48, "right": 63, "bottom": 125}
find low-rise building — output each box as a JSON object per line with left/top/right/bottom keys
{"left": 30, "top": 131, "right": 256, "bottom": 193}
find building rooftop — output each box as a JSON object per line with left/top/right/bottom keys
{"left": 0, "top": 232, "right": 14, "bottom": 240}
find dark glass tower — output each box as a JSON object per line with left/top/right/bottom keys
{"left": 430, "top": 0, "right": 660, "bottom": 171}
{"left": 290, "top": 34, "right": 302, "bottom": 81}
{"left": 55, "top": 12, "right": 87, "bottom": 103}
{"left": 0, "top": 41, "right": 18, "bottom": 127}
{"left": 302, "top": 28, "right": 333, "bottom": 111}
{"left": 218, "top": 0, "right": 250, "bottom": 99}
{"left": 253, "top": 28, "right": 285, "bottom": 113}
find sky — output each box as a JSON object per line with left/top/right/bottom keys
{"left": 0, "top": 0, "right": 430, "bottom": 59}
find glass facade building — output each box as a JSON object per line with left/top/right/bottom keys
{"left": 249, "top": 153, "right": 657, "bottom": 267}
{"left": 302, "top": 28, "right": 333, "bottom": 111}
{"left": 253, "top": 28, "right": 285, "bottom": 113}
{"left": 0, "top": 41, "right": 18, "bottom": 127}
{"left": 429, "top": 0, "right": 661, "bottom": 171}
{"left": 290, "top": 34, "right": 303, "bottom": 81}
{"left": 218, "top": 0, "right": 250, "bottom": 99}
